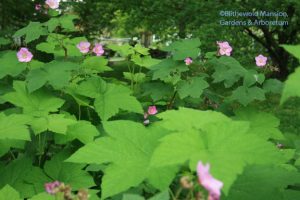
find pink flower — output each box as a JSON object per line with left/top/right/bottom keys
{"left": 93, "top": 43, "right": 105, "bottom": 56}
{"left": 255, "top": 54, "right": 267, "bottom": 67}
{"left": 45, "top": 181, "right": 61, "bottom": 195}
{"left": 184, "top": 57, "right": 193, "bottom": 65}
{"left": 197, "top": 161, "right": 223, "bottom": 200}
{"left": 45, "top": 0, "right": 60, "bottom": 9}
{"left": 77, "top": 41, "right": 91, "bottom": 54}
{"left": 148, "top": 106, "right": 157, "bottom": 115}
{"left": 35, "top": 4, "right": 42, "bottom": 11}
{"left": 17, "top": 48, "right": 33, "bottom": 63}
{"left": 217, "top": 41, "right": 232, "bottom": 56}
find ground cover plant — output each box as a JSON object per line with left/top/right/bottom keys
{"left": 0, "top": 1, "right": 300, "bottom": 200}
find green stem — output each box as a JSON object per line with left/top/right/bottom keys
{"left": 9, "top": 150, "right": 16, "bottom": 160}
{"left": 87, "top": 107, "right": 92, "bottom": 121}
{"left": 186, "top": 189, "right": 194, "bottom": 200}
{"left": 78, "top": 104, "right": 81, "bottom": 120}
{"left": 169, "top": 188, "right": 176, "bottom": 200}
{"left": 127, "top": 58, "right": 135, "bottom": 90}
{"left": 134, "top": 65, "right": 142, "bottom": 91}
{"left": 38, "top": 134, "right": 42, "bottom": 166}
{"left": 167, "top": 91, "right": 178, "bottom": 110}
{"left": 174, "top": 187, "right": 183, "bottom": 200}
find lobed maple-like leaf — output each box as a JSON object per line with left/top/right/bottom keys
{"left": 281, "top": 67, "right": 300, "bottom": 104}
{"left": 26, "top": 61, "right": 80, "bottom": 93}
{"left": 2, "top": 81, "right": 65, "bottom": 116}
{"left": 150, "top": 108, "right": 294, "bottom": 194}
{"left": 177, "top": 76, "right": 209, "bottom": 99}
{"left": 210, "top": 56, "right": 247, "bottom": 88}
{"left": 76, "top": 77, "right": 143, "bottom": 120}
{"left": 0, "top": 51, "right": 27, "bottom": 79}
{"left": 67, "top": 120, "right": 177, "bottom": 199}
{"left": 224, "top": 165, "right": 300, "bottom": 200}
{"left": 233, "top": 107, "right": 284, "bottom": 140}
{"left": 13, "top": 22, "right": 48, "bottom": 43}
{"left": 0, "top": 185, "right": 21, "bottom": 200}
{"left": 162, "top": 38, "right": 201, "bottom": 60}
{"left": 44, "top": 150, "right": 95, "bottom": 190}
{"left": 230, "top": 86, "right": 265, "bottom": 106}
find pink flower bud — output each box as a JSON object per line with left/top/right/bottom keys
{"left": 184, "top": 57, "right": 193, "bottom": 65}
{"left": 77, "top": 41, "right": 91, "bottom": 54}
{"left": 148, "top": 106, "right": 157, "bottom": 115}
{"left": 255, "top": 54, "right": 267, "bottom": 67}
{"left": 17, "top": 48, "right": 33, "bottom": 63}
{"left": 93, "top": 43, "right": 105, "bottom": 56}
{"left": 35, "top": 4, "right": 42, "bottom": 11}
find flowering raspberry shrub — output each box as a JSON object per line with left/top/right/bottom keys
{"left": 0, "top": 1, "right": 299, "bottom": 200}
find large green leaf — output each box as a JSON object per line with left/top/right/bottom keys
{"left": 0, "top": 51, "right": 27, "bottom": 79}
{"left": 30, "top": 193, "right": 55, "bottom": 200}
{"left": 0, "top": 113, "right": 31, "bottom": 140}
{"left": 224, "top": 165, "right": 300, "bottom": 200}
{"left": 150, "top": 108, "right": 293, "bottom": 194}
{"left": 122, "top": 191, "right": 169, "bottom": 200}
{"left": 67, "top": 121, "right": 177, "bottom": 199}
{"left": 82, "top": 56, "right": 112, "bottom": 73}
{"left": 24, "top": 167, "right": 52, "bottom": 195}
{"left": 30, "top": 114, "right": 77, "bottom": 135}
{"left": 142, "top": 82, "right": 174, "bottom": 102}
{"left": 122, "top": 194, "right": 144, "bottom": 200}
{"left": 13, "top": 22, "right": 48, "bottom": 43}
{"left": 150, "top": 59, "right": 189, "bottom": 84}
{"left": 45, "top": 14, "right": 79, "bottom": 32}
{"left": 155, "top": 107, "right": 231, "bottom": 132}
{"left": 133, "top": 44, "right": 149, "bottom": 55}
{"left": 0, "top": 185, "right": 21, "bottom": 200}
{"left": 2, "top": 81, "right": 65, "bottom": 116}
{"left": 36, "top": 34, "right": 85, "bottom": 57}
{"left": 243, "top": 70, "right": 265, "bottom": 87}
{"left": 233, "top": 107, "right": 284, "bottom": 140}
{"left": 281, "top": 67, "right": 300, "bottom": 104}
{"left": 55, "top": 120, "right": 100, "bottom": 144}
{"left": 65, "top": 121, "right": 99, "bottom": 143}
{"left": 163, "top": 38, "right": 201, "bottom": 60}
{"left": 26, "top": 61, "right": 80, "bottom": 92}
{"left": 0, "top": 139, "right": 25, "bottom": 157}
{"left": 131, "top": 55, "right": 161, "bottom": 69}
{"left": 0, "top": 157, "right": 36, "bottom": 198}
{"left": 44, "top": 150, "right": 95, "bottom": 190}
{"left": 123, "top": 72, "right": 146, "bottom": 83}
{"left": 76, "top": 77, "right": 143, "bottom": 120}
{"left": 263, "top": 79, "right": 283, "bottom": 94}
{"left": 210, "top": 56, "right": 247, "bottom": 88}
{"left": 281, "top": 45, "right": 300, "bottom": 60}
{"left": 177, "top": 76, "right": 209, "bottom": 99}
{"left": 107, "top": 43, "right": 134, "bottom": 57}
{"left": 230, "top": 86, "right": 265, "bottom": 106}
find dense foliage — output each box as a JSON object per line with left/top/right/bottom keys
{"left": 0, "top": 1, "right": 300, "bottom": 200}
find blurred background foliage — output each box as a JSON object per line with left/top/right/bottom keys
{"left": 0, "top": 0, "right": 300, "bottom": 79}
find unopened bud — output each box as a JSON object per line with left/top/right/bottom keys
{"left": 180, "top": 176, "right": 194, "bottom": 189}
